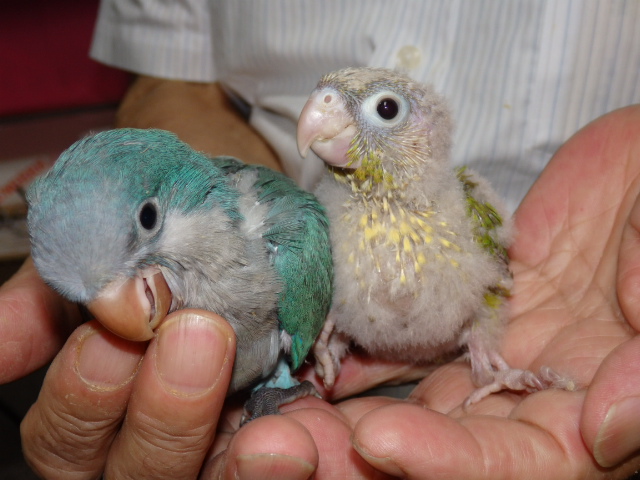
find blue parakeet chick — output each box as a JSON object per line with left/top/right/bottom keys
{"left": 298, "top": 67, "right": 570, "bottom": 405}
{"left": 27, "top": 128, "right": 333, "bottom": 421}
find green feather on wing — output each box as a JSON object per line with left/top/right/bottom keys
{"left": 456, "top": 166, "right": 509, "bottom": 263}
{"left": 457, "top": 166, "right": 512, "bottom": 315}
{"left": 255, "top": 167, "right": 333, "bottom": 370}
{"left": 217, "top": 158, "right": 333, "bottom": 371}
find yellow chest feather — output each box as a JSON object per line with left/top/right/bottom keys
{"left": 339, "top": 194, "right": 463, "bottom": 289}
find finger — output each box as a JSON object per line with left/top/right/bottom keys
{"left": 105, "top": 309, "right": 235, "bottom": 479}
{"left": 202, "top": 415, "right": 318, "bottom": 480}
{"left": 581, "top": 336, "right": 640, "bottom": 468}
{"left": 204, "top": 396, "right": 394, "bottom": 480}
{"left": 0, "top": 258, "right": 81, "bottom": 383}
{"left": 618, "top": 195, "right": 640, "bottom": 331}
{"left": 285, "top": 407, "right": 394, "bottom": 479}
{"left": 409, "top": 361, "right": 479, "bottom": 413}
{"left": 352, "top": 390, "right": 605, "bottom": 480}
{"left": 21, "top": 321, "right": 146, "bottom": 479}
{"left": 337, "top": 395, "right": 404, "bottom": 428}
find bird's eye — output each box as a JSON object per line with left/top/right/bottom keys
{"left": 362, "top": 90, "right": 409, "bottom": 128}
{"left": 377, "top": 98, "right": 399, "bottom": 120}
{"left": 139, "top": 202, "right": 158, "bottom": 230}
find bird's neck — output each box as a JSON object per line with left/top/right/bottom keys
{"left": 329, "top": 157, "right": 435, "bottom": 204}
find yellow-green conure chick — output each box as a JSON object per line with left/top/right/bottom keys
{"left": 298, "top": 67, "right": 568, "bottom": 406}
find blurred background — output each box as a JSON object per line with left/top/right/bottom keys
{"left": 0, "top": 0, "right": 130, "bottom": 476}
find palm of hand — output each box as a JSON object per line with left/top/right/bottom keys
{"left": 207, "top": 106, "right": 640, "bottom": 480}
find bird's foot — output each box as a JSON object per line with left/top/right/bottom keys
{"left": 240, "top": 380, "right": 320, "bottom": 425}
{"left": 312, "top": 316, "right": 348, "bottom": 389}
{"left": 464, "top": 365, "right": 577, "bottom": 410}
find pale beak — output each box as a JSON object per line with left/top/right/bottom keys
{"left": 87, "top": 268, "right": 172, "bottom": 341}
{"left": 297, "top": 88, "right": 358, "bottom": 168}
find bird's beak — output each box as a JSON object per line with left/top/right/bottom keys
{"left": 87, "top": 268, "right": 172, "bottom": 341}
{"left": 297, "top": 88, "right": 358, "bottom": 168}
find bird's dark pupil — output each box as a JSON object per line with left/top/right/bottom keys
{"left": 139, "top": 203, "right": 157, "bottom": 230}
{"left": 377, "top": 98, "right": 399, "bottom": 120}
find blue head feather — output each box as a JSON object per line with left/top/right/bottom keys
{"left": 27, "top": 128, "right": 241, "bottom": 302}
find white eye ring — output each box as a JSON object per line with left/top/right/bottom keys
{"left": 361, "top": 90, "right": 409, "bottom": 128}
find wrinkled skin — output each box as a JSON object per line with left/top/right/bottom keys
{"left": 2, "top": 83, "right": 640, "bottom": 478}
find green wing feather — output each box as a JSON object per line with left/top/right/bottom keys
{"left": 457, "top": 166, "right": 511, "bottom": 304}
{"left": 456, "top": 166, "right": 508, "bottom": 263}
{"left": 216, "top": 157, "right": 333, "bottom": 371}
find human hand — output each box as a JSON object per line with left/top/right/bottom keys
{"left": 16, "top": 300, "right": 419, "bottom": 478}
{"left": 6, "top": 247, "right": 410, "bottom": 479}
{"left": 7, "top": 256, "right": 420, "bottom": 478}
{"left": 20, "top": 308, "right": 237, "bottom": 479}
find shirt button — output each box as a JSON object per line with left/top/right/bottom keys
{"left": 395, "top": 45, "right": 422, "bottom": 70}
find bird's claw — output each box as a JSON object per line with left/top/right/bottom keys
{"left": 312, "top": 316, "right": 348, "bottom": 389}
{"left": 240, "top": 380, "right": 319, "bottom": 426}
{"left": 463, "top": 365, "right": 575, "bottom": 410}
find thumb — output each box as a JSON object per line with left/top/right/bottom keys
{"left": 581, "top": 336, "right": 640, "bottom": 467}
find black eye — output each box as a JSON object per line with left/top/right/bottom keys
{"left": 139, "top": 202, "right": 157, "bottom": 230}
{"left": 377, "top": 98, "right": 399, "bottom": 120}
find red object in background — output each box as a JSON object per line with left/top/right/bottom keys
{"left": 0, "top": 0, "right": 131, "bottom": 117}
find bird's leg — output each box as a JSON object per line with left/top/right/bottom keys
{"left": 312, "top": 314, "right": 349, "bottom": 389}
{"left": 240, "top": 358, "right": 322, "bottom": 425}
{"left": 241, "top": 380, "right": 319, "bottom": 425}
{"left": 313, "top": 316, "right": 337, "bottom": 385}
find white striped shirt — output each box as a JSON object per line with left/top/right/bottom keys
{"left": 91, "top": 0, "right": 640, "bottom": 211}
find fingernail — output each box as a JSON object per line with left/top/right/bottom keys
{"left": 352, "top": 437, "right": 405, "bottom": 478}
{"left": 594, "top": 396, "right": 640, "bottom": 467}
{"left": 76, "top": 327, "right": 144, "bottom": 390}
{"left": 236, "top": 453, "right": 315, "bottom": 480}
{"left": 155, "top": 312, "right": 232, "bottom": 396}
